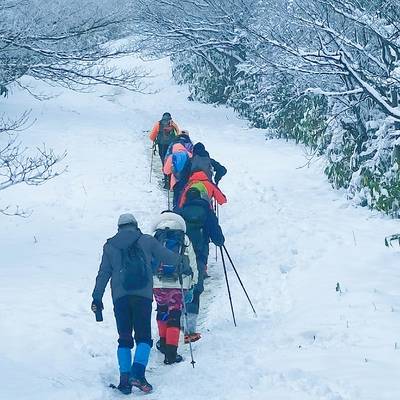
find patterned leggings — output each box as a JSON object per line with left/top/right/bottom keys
{"left": 153, "top": 288, "right": 184, "bottom": 347}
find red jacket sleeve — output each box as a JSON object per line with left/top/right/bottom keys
{"left": 149, "top": 122, "right": 160, "bottom": 142}
{"left": 163, "top": 155, "right": 173, "bottom": 175}
{"left": 211, "top": 183, "right": 227, "bottom": 205}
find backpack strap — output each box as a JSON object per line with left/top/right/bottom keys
{"left": 177, "top": 232, "right": 188, "bottom": 285}
{"left": 154, "top": 229, "right": 187, "bottom": 281}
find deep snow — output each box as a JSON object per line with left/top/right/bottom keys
{"left": 1, "top": 56, "right": 400, "bottom": 400}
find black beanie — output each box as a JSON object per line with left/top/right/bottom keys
{"left": 193, "top": 142, "right": 206, "bottom": 155}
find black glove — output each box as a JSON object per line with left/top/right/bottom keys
{"left": 91, "top": 299, "right": 104, "bottom": 313}
{"left": 214, "top": 237, "right": 225, "bottom": 247}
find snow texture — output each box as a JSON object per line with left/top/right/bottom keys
{"left": 1, "top": 56, "right": 400, "bottom": 400}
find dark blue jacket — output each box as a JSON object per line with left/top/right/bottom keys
{"left": 179, "top": 198, "right": 224, "bottom": 262}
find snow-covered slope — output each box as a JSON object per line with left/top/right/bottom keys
{"left": 1, "top": 57, "right": 399, "bottom": 400}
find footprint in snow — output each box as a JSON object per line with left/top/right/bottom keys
{"left": 63, "top": 327, "right": 74, "bottom": 335}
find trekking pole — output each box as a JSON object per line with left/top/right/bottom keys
{"left": 149, "top": 144, "right": 155, "bottom": 183}
{"left": 167, "top": 190, "right": 171, "bottom": 210}
{"left": 179, "top": 281, "right": 196, "bottom": 368}
{"left": 214, "top": 202, "right": 219, "bottom": 262}
{"left": 222, "top": 245, "right": 257, "bottom": 317}
{"left": 178, "top": 253, "right": 196, "bottom": 368}
{"left": 219, "top": 246, "right": 237, "bottom": 327}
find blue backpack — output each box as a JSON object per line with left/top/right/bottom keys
{"left": 153, "top": 228, "right": 191, "bottom": 281}
{"left": 172, "top": 151, "right": 189, "bottom": 181}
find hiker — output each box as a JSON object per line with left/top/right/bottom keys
{"left": 152, "top": 211, "right": 198, "bottom": 364}
{"left": 163, "top": 133, "right": 193, "bottom": 209}
{"left": 179, "top": 188, "right": 225, "bottom": 342}
{"left": 149, "top": 112, "right": 180, "bottom": 163}
{"left": 149, "top": 112, "right": 180, "bottom": 188}
{"left": 91, "top": 213, "right": 183, "bottom": 395}
{"left": 191, "top": 142, "right": 227, "bottom": 185}
{"left": 178, "top": 169, "right": 227, "bottom": 209}
{"left": 171, "top": 130, "right": 193, "bottom": 154}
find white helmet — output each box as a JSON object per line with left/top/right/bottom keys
{"left": 152, "top": 211, "right": 186, "bottom": 233}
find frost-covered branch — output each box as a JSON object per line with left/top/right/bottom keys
{"left": 304, "top": 87, "right": 363, "bottom": 97}
{"left": 0, "top": 114, "right": 66, "bottom": 193}
{"left": 0, "top": 0, "right": 147, "bottom": 92}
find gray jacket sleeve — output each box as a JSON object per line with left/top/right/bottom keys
{"left": 92, "top": 244, "right": 112, "bottom": 301}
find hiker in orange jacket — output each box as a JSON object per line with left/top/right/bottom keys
{"left": 178, "top": 171, "right": 227, "bottom": 209}
{"left": 149, "top": 112, "right": 180, "bottom": 164}
{"left": 149, "top": 112, "right": 180, "bottom": 189}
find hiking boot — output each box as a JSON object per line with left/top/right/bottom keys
{"left": 117, "top": 373, "right": 132, "bottom": 395}
{"left": 184, "top": 332, "right": 201, "bottom": 344}
{"left": 163, "top": 344, "right": 183, "bottom": 365}
{"left": 163, "top": 354, "right": 183, "bottom": 365}
{"left": 156, "top": 338, "right": 166, "bottom": 354}
{"left": 117, "top": 384, "right": 132, "bottom": 395}
{"left": 130, "top": 377, "right": 153, "bottom": 393}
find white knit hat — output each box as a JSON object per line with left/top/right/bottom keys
{"left": 152, "top": 211, "right": 186, "bottom": 233}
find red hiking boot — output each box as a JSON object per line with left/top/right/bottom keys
{"left": 130, "top": 377, "right": 153, "bottom": 393}
{"left": 184, "top": 332, "right": 201, "bottom": 344}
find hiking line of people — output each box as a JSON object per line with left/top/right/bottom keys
{"left": 149, "top": 112, "right": 227, "bottom": 210}
{"left": 91, "top": 112, "right": 256, "bottom": 395}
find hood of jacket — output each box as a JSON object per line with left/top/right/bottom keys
{"left": 107, "top": 227, "right": 141, "bottom": 249}
{"left": 189, "top": 170, "right": 209, "bottom": 182}
{"left": 172, "top": 143, "right": 189, "bottom": 153}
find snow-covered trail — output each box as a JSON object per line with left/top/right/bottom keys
{"left": 1, "top": 57, "right": 400, "bottom": 400}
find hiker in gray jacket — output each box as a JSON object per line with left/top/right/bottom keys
{"left": 91, "top": 213, "right": 182, "bottom": 395}
{"left": 191, "top": 142, "right": 227, "bottom": 185}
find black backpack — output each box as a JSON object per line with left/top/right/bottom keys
{"left": 154, "top": 228, "right": 188, "bottom": 282}
{"left": 119, "top": 236, "right": 148, "bottom": 291}
{"left": 157, "top": 119, "right": 176, "bottom": 145}
{"left": 181, "top": 204, "right": 208, "bottom": 253}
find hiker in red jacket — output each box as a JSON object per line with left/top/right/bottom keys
{"left": 178, "top": 171, "right": 227, "bottom": 209}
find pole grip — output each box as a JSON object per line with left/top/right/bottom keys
{"left": 95, "top": 309, "right": 103, "bottom": 322}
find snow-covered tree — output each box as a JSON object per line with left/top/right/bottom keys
{"left": 0, "top": 0, "right": 144, "bottom": 215}
{"left": 132, "top": 0, "right": 400, "bottom": 215}
{"left": 0, "top": 0, "right": 146, "bottom": 92}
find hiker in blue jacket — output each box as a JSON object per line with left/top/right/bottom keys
{"left": 163, "top": 132, "right": 194, "bottom": 209}
{"left": 91, "top": 213, "right": 182, "bottom": 395}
